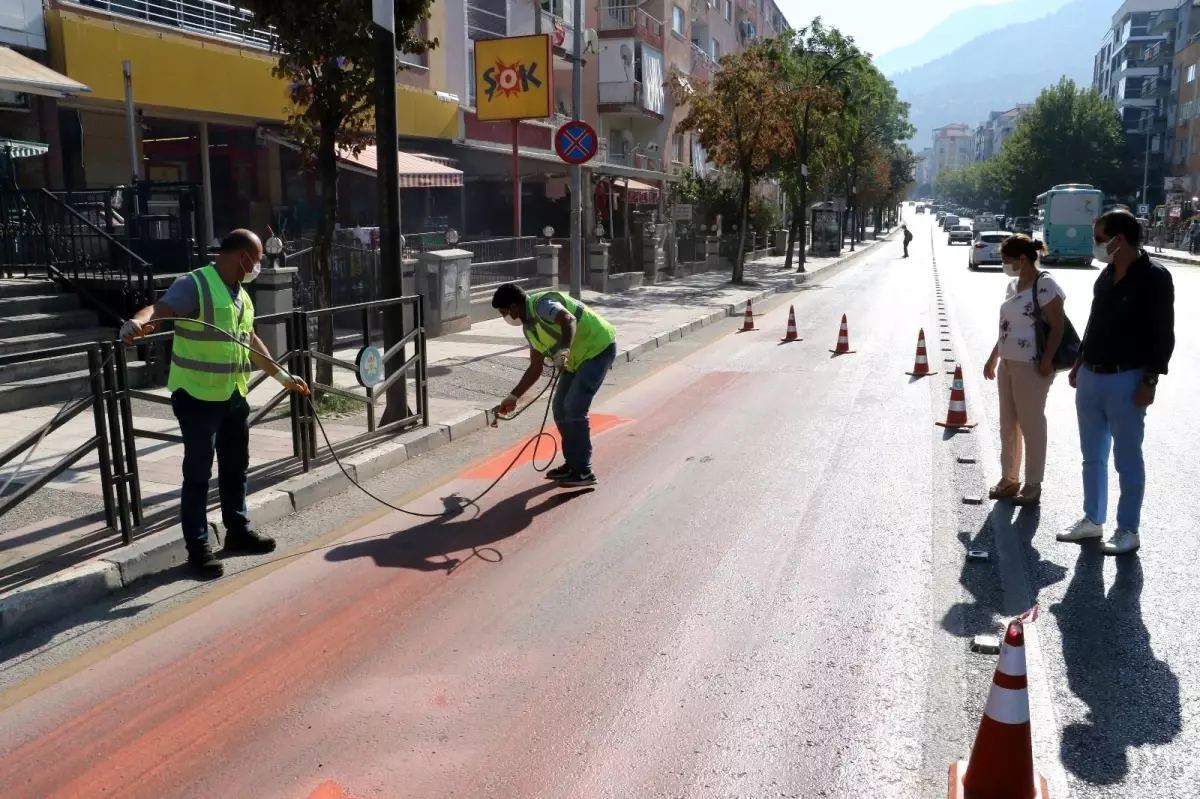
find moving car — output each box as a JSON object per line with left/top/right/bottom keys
{"left": 968, "top": 231, "right": 1010, "bottom": 269}
{"left": 935, "top": 211, "right": 947, "bottom": 224}
{"left": 947, "top": 224, "right": 973, "bottom": 245}
{"left": 972, "top": 213, "right": 999, "bottom": 234}
{"left": 940, "top": 214, "right": 960, "bottom": 229}
{"left": 915, "top": 204, "right": 927, "bottom": 214}
{"left": 1011, "top": 216, "right": 1033, "bottom": 234}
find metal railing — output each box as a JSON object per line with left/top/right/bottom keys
{"left": 598, "top": 4, "right": 664, "bottom": 42}
{"left": 68, "top": 0, "right": 275, "bottom": 51}
{"left": 461, "top": 236, "right": 537, "bottom": 287}
{"left": 1, "top": 297, "right": 429, "bottom": 584}
{"left": 690, "top": 42, "right": 716, "bottom": 76}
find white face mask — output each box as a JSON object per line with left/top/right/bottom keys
{"left": 241, "top": 256, "right": 262, "bottom": 284}
{"left": 1093, "top": 240, "right": 1114, "bottom": 264}
{"left": 1002, "top": 261, "right": 1020, "bottom": 277}
{"left": 503, "top": 312, "right": 522, "bottom": 326}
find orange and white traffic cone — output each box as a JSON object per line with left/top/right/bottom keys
{"left": 906, "top": 328, "right": 932, "bottom": 377}
{"left": 830, "top": 314, "right": 854, "bottom": 354}
{"left": 781, "top": 305, "right": 800, "bottom": 342}
{"left": 937, "top": 365, "right": 977, "bottom": 430}
{"left": 948, "top": 620, "right": 1050, "bottom": 799}
{"left": 740, "top": 300, "right": 757, "bottom": 332}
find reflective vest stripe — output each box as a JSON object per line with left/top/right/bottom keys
{"left": 169, "top": 353, "right": 253, "bottom": 374}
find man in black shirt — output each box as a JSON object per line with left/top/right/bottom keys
{"left": 1057, "top": 209, "right": 1175, "bottom": 555}
{"left": 902, "top": 224, "right": 913, "bottom": 257}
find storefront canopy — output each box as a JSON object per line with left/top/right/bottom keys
{"left": 608, "top": 177, "right": 660, "bottom": 204}
{"left": 0, "top": 46, "right": 90, "bottom": 98}
{"left": 338, "top": 145, "right": 464, "bottom": 188}
{"left": 0, "top": 138, "right": 49, "bottom": 159}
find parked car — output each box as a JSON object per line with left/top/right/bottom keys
{"left": 948, "top": 224, "right": 973, "bottom": 245}
{"left": 941, "top": 214, "right": 960, "bottom": 229}
{"left": 968, "top": 230, "right": 1010, "bottom": 268}
{"left": 1011, "top": 216, "right": 1033, "bottom": 234}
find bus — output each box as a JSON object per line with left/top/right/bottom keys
{"left": 1033, "top": 184, "right": 1103, "bottom": 265}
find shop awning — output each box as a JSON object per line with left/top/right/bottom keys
{"left": 609, "top": 177, "right": 660, "bottom": 204}
{"left": 0, "top": 46, "right": 90, "bottom": 98}
{"left": 0, "top": 138, "right": 49, "bottom": 159}
{"left": 338, "top": 145, "right": 464, "bottom": 188}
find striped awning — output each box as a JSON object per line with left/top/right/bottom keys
{"left": 0, "top": 46, "right": 90, "bottom": 98}
{"left": 0, "top": 139, "right": 49, "bottom": 159}
{"left": 617, "top": 177, "right": 660, "bottom": 204}
{"left": 338, "top": 145, "right": 464, "bottom": 188}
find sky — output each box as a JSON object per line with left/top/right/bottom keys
{"left": 775, "top": 0, "right": 1010, "bottom": 60}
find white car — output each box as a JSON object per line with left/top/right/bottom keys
{"left": 947, "top": 224, "right": 973, "bottom": 245}
{"left": 968, "top": 230, "right": 1010, "bottom": 269}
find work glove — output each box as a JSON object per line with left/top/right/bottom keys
{"left": 552, "top": 350, "right": 569, "bottom": 370}
{"left": 497, "top": 393, "right": 518, "bottom": 415}
{"left": 272, "top": 370, "right": 311, "bottom": 395}
{"left": 119, "top": 318, "right": 152, "bottom": 344}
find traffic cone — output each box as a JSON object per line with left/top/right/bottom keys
{"left": 829, "top": 314, "right": 854, "bottom": 354}
{"left": 739, "top": 300, "right": 756, "bottom": 332}
{"left": 936, "top": 365, "right": 978, "bottom": 430}
{"left": 781, "top": 305, "right": 800, "bottom": 342}
{"left": 948, "top": 620, "right": 1050, "bottom": 799}
{"left": 906, "top": 328, "right": 932, "bottom": 376}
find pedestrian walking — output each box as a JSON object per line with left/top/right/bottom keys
{"left": 982, "top": 235, "right": 1067, "bottom": 506}
{"left": 1058, "top": 210, "right": 1175, "bottom": 555}
{"left": 494, "top": 284, "right": 617, "bottom": 488}
{"left": 1153, "top": 223, "right": 1165, "bottom": 254}
{"left": 121, "top": 230, "right": 310, "bottom": 578}
{"left": 902, "top": 224, "right": 913, "bottom": 258}
{"left": 1189, "top": 220, "right": 1200, "bottom": 254}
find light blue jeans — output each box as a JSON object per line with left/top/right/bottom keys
{"left": 1075, "top": 367, "right": 1148, "bottom": 532}
{"left": 553, "top": 343, "right": 617, "bottom": 472}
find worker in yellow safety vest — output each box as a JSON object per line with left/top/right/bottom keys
{"left": 120, "top": 230, "right": 309, "bottom": 579}
{"left": 493, "top": 283, "right": 617, "bottom": 487}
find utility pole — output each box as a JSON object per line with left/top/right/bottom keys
{"left": 373, "top": 0, "right": 409, "bottom": 424}
{"left": 1142, "top": 110, "right": 1152, "bottom": 208}
{"left": 569, "top": 0, "right": 584, "bottom": 299}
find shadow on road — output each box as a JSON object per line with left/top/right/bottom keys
{"left": 1051, "top": 551, "right": 1180, "bottom": 784}
{"left": 324, "top": 483, "right": 590, "bottom": 573}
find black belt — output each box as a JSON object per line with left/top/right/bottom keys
{"left": 1084, "top": 363, "right": 1141, "bottom": 374}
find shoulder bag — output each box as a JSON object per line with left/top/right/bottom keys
{"left": 1032, "top": 271, "right": 1081, "bottom": 371}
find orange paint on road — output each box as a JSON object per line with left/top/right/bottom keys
{"left": 464, "top": 413, "right": 629, "bottom": 480}
{"left": 306, "top": 781, "right": 350, "bottom": 799}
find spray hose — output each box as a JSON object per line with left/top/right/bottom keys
{"left": 129, "top": 317, "right": 561, "bottom": 519}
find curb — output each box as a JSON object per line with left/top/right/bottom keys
{"left": 0, "top": 232, "right": 895, "bottom": 641}
{"left": 1156, "top": 251, "right": 1200, "bottom": 267}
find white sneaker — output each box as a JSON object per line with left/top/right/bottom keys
{"left": 1057, "top": 517, "right": 1104, "bottom": 542}
{"left": 1100, "top": 529, "right": 1140, "bottom": 556}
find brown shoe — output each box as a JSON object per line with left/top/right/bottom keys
{"left": 988, "top": 479, "right": 1020, "bottom": 500}
{"left": 1012, "top": 484, "right": 1041, "bottom": 506}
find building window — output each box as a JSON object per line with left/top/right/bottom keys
{"left": 724, "top": 0, "right": 733, "bottom": 22}
{"left": 1189, "top": 64, "right": 1197, "bottom": 83}
{"left": 673, "top": 5, "right": 685, "bottom": 35}
{"left": 672, "top": 133, "right": 684, "bottom": 163}
{"left": 711, "top": 39, "right": 721, "bottom": 60}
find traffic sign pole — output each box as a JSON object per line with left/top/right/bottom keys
{"left": 570, "top": 0, "right": 584, "bottom": 300}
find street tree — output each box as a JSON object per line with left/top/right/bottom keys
{"left": 766, "top": 20, "right": 866, "bottom": 271}
{"left": 675, "top": 43, "right": 792, "bottom": 282}
{"left": 997, "top": 78, "right": 1127, "bottom": 211}
{"left": 244, "top": 0, "right": 436, "bottom": 398}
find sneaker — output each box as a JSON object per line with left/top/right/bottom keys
{"left": 188, "top": 543, "right": 225, "bottom": 580}
{"left": 1056, "top": 516, "right": 1104, "bottom": 542}
{"left": 556, "top": 469, "right": 598, "bottom": 488}
{"left": 1100, "top": 529, "right": 1140, "bottom": 556}
{"left": 223, "top": 528, "right": 277, "bottom": 554}
{"left": 545, "top": 464, "right": 572, "bottom": 481}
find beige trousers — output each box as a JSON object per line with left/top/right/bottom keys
{"left": 997, "top": 359, "right": 1055, "bottom": 485}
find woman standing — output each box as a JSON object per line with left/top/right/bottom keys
{"left": 982, "top": 235, "right": 1067, "bottom": 506}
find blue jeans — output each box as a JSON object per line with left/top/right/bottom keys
{"left": 1075, "top": 367, "right": 1148, "bottom": 532}
{"left": 171, "top": 389, "right": 252, "bottom": 551}
{"left": 552, "top": 343, "right": 617, "bottom": 472}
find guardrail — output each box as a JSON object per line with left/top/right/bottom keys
{"left": 67, "top": 0, "right": 275, "bottom": 51}
{"left": 0, "top": 297, "right": 428, "bottom": 582}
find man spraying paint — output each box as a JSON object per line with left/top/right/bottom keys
{"left": 492, "top": 283, "right": 617, "bottom": 488}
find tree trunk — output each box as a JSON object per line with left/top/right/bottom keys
{"left": 734, "top": 175, "right": 751, "bottom": 284}
{"left": 796, "top": 116, "right": 811, "bottom": 273}
{"left": 313, "top": 124, "right": 338, "bottom": 395}
{"left": 784, "top": 190, "right": 800, "bottom": 270}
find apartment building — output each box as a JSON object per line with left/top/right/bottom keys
{"left": 931, "top": 123, "right": 972, "bottom": 178}
{"left": 970, "top": 105, "right": 1031, "bottom": 163}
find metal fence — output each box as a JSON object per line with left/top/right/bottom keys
{"left": 68, "top": 0, "right": 275, "bottom": 50}
{"left": 0, "top": 297, "right": 429, "bottom": 582}
{"left": 461, "top": 236, "right": 537, "bottom": 287}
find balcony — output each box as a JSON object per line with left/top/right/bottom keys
{"left": 65, "top": 0, "right": 275, "bottom": 50}
{"left": 600, "top": 150, "right": 663, "bottom": 173}
{"left": 690, "top": 42, "right": 716, "bottom": 79}
{"left": 598, "top": 4, "right": 665, "bottom": 51}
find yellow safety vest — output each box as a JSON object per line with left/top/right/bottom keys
{"left": 523, "top": 290, "right": 616, "bottom": 373}
{"left": 167, "top": 265, "right": 255, "bottom": 401}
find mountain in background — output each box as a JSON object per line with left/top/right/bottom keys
{"left": 875, "top": 0, "right": 1076, "bottom": 76}
{"left": 891, "top": 0, "right": 1111, "bottom": 151}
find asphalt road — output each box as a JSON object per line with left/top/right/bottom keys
{"left": 923, "top": 213, "right": 1199, "bottom": 797}
{"left": 3, "top": 219, "right": 1185, "bottom": 798}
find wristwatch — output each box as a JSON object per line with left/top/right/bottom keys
{"left": 1142, "top": 373, "right": 1159, "bottom": 387}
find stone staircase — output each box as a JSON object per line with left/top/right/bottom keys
{"left": 0, "top": 279, "right": 149, "bottom": 413}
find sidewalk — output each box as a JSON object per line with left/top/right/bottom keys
{"left": 0, "top": 232, "right": 896, "bottom": 635}
{"left": 1150, "top": 244, "right": 1200, "bottom": 266}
